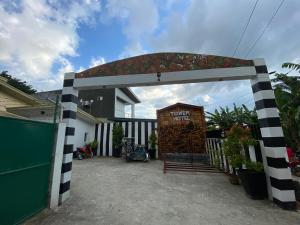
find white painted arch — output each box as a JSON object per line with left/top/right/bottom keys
{"left": 74, "top": 66, "right": 257, "bottom": 90}
{"left": 60, "top": 54, "right": 296, "bottom": 210}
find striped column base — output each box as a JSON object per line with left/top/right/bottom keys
{"left": 59, "top": 189, "right": 70, "bottom": 204}
{"left": 273, "top": 198, "right": 297, "bottom": 210}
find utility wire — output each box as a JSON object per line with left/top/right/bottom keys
{"left": 232, "top": 0, "right": 259, "bottom": 57}
{"left": 245, "top": 0, "right": 285, "bottom": 58}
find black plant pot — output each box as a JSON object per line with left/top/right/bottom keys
{"left": 113, "top": 147, "right": 121, "bottom": 157}
{"left": 238, "top": 169, "right": 268, "bottom": 199}
{"left": 92, "top": 148, "right": 97, "bottom": 156}
{"left": 149, "top": 148, "right": 156, "bottom": 159}
{"left": 228, "top": 174, "right": 240, "bottom": 185}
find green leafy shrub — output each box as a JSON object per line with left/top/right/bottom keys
{"left": 149, "top": 132, "right": 157, "bottom": 149}
{"left": 245, "top": 161, "right": 264, "bottom": 172}
{"left": 223, "top": 125, "right": 256, "bottom": 169}
{"left": 112, "top": 123, "right": 124, "bottom": 150}
{"left": 272, "top": 64, "right": 300, "bottom": 152}
{"left": 89, "top": 140, "right": 98, "bottom": 150}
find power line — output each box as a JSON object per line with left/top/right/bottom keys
{"left": 232, "top": 0, "right": 259, "bottom": 57}
{"left": 245, "top": 0, "right": 285, "bottom": 58}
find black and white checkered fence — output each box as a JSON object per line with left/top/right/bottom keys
{"left": 96, "top": 119, "right": 157, "bottom": 157}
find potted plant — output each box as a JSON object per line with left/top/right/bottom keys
{"left": 227, "top": 154, "right": 244, "bottom": 185}
{"left": 238, "top": 160, "right": 268, "bottom": 199}
{"left": 90, "top": 140, "right": 99, "bottom": 156}
{"left": 148, "top": 131, "right": 157, "bottom": 159}
{"left": 112, "top": 123, "right": 124, "bottom": 157}
{"left": 223, "top": 125, "right": 255, "bottom": 185}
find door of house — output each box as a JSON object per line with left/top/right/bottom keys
{"left": 0, "top": 116, "right": 56, "bottom": 225}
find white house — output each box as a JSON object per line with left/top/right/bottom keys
{"left": 32, "top": 87, "right": 140, "bottom": 120}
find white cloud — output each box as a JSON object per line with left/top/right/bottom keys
{"left": 90, "top": 56, "right": 106, "bottom": 67}
{"left": 32, "top": 57, "right": 75, "bottom": 91}
{"left": 76, "top": 56, "right": 106, "bottom": 74}
{"left": 103, "top": 0, "right": 159, "bottom": 57}
{"left": 150, "top": 0, "right": 300, "bottom": 66}
{"left": 118, "top": 41, "right": 147, "bottom": 59}
{"left": 0, "top": 0, "right": 101, "bottom": 90}
{"left": 104, "top": 0, "right": 158, "bottom": 39}
{"left": 132, "top": 80, "right": 254, "bottom": 118}
{"left": 163, "top": 0, "right": 182, "bottom": 10}
{"left": 57, "top": 57, "right": 74, "bottom": 79}
{"left": 202, "top": 94, "right": 212, "bottom": 103}
{"left": 130, "top": 0, "right": 300, "bottom": 118}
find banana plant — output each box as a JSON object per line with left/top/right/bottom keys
{"left": 206, "top": 106, "right": 235, "bottom": 130}
{"left": 272, "top": 62, "right": 300, "bottom": 152}
{"left": 206, "top": 105, "right": 257, "bottom": 130}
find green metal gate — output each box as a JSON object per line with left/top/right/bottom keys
{"left": 0, "top": 116, "right": 56, "bottom": 225}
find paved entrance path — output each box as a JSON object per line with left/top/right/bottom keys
{"left": 25, "top": 158, "right": 300, "bottom": 225}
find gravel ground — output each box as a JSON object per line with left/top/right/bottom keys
{"left": 24, "top": 157, "right": 300, "bottom": 225}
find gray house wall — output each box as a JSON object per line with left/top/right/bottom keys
{"left": 78, "top": 88, "right": 115, "bottom": 118}
{"left": 32, "top": 87, "right": 139, "bottom": 119}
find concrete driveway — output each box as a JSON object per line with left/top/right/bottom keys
{"left": 25, "top": 158, "right": 300, "bottom": 225}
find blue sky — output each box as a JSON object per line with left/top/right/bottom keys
{"left": 0, "top": 0, "right": 299, "bottom": 118}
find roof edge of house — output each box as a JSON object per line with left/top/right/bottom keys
{"left": 157, "top": 102, "right": 204, "bottom": 112}
{"left": 119, "top": 87, "right": 141, "bottom": 103}
{"left": 8, "top": 104, "right": 100, "bottom": 124}
{"left": 0, "top": 78, "right": 41, "bottom": 106}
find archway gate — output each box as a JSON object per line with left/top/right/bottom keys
{"left": 60, "top": 53, "right": 296, "bottom": 210}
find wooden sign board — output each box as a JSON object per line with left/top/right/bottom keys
{"left": 157, "top": 103, "right": 206, "bottom": 158}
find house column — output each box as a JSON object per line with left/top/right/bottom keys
{"left": 131, "top": 104, "right": 135, "bottom": 118}
{"left": 251, "top": 59, "right": 296, "bottom": 210}
{"left": 59, "top": 72, "right": 78, "bottom": 204}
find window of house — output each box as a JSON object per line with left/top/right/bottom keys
{"left": 84, "top": 132, "right": 88, "bottom": 142}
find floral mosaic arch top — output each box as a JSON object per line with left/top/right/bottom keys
{"left": 75, "top": 52, "right": 254, "bottom": 79}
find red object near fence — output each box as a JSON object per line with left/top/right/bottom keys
{"left": 287, "top": 147, "right": 300, "bottom": 168}
{"left": 287, "top": 147, "right": 293, "bottom": 161}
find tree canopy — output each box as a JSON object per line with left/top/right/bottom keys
{"left": 272, "top": 62, "right": 300, "bottom": 152}
{"left": 206, "top": 104, "right": 257, "bottom": 130}
{"left": 206, "top": 62, "right": 300, "bottom": 152}
{"left": 0, "top": 71, "right": 37, "bottom": 94}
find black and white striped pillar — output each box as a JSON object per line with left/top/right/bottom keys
{"left": 251, "top": 59, "right": 296, "bottom": 210}
{"left": 59, "top": 72, "right": 78, "bottom": 204}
